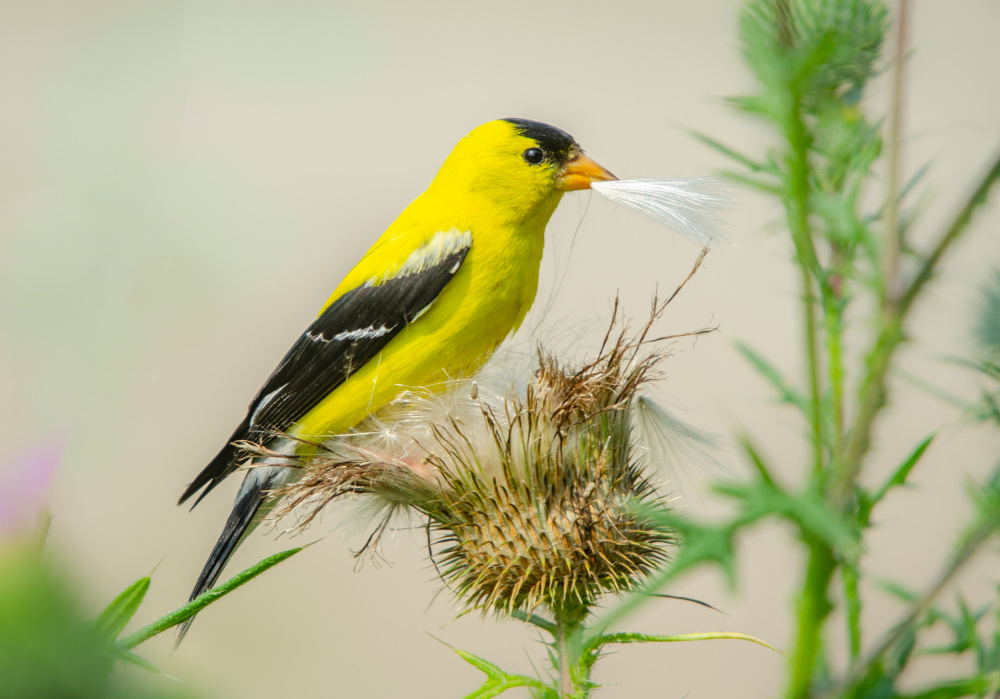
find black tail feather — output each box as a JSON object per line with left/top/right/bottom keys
{"left": 178, "top": 417, "right": 252, "bottom": 508}
{"left": 175, "top": 468, "right": 277, "bottom": 645}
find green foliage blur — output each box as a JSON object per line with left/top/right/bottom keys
{"left": 671, "top": 0, "right": 1000, "bottom": 697}
{"left": 0, "top": 519, "right": 298, "bottom": 697}
{"left": 0, "top": 544, "right": 203, "bottom": 699}
{"left": 0, "top": 546, "right": 115, "bottom": 699}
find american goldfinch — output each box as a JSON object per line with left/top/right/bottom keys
{"left": 178, "top": 118, "right": 616, "bottom": 625}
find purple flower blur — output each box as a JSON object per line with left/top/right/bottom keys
{"left": 0, "top": 440, "right": 63, "bottom": 536}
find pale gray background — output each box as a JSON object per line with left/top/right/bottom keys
{"left": 2, "top": 1, "right": 999, "bottom": 696}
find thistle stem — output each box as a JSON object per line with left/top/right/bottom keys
{"left": 556, "top": 615, "right": 572, "bottom": 698}
{"left": 832, "top": 503, "right": 999, "bottom": 696}
{"left": 882, "top": 0, "right": 909, "bottom": 304}
{"left": 784, "top": 95, "right": 825, "bottom": 477}
{"left": 836, "top": 147, "right": 1000, "bottom": 504}
{"left": 786, "top": 538, "right": 836, "bottom": 699}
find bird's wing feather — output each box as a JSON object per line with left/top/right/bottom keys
{"left": 178, "top": 231, "right": 471, "bottom": 505}
{"left": 248, "top": 247, "right": 469, "bottom": 433}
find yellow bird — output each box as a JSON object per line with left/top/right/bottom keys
{"left": 178, "top": 118, "right": 616, "bottom": 625}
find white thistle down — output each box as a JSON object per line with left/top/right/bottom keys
{"left": 592, "top": 178, "right": 731, "bottom": 247}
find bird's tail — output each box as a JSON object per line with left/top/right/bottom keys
{"left": 175, "top": 464, "right": 292, "bottom": 645}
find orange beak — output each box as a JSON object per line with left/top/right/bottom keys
{"left": 555, "top": 152, "right": 617, "bottom": 191}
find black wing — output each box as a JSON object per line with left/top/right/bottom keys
{"left": 178, "top": 241, "right": 470, "bottom": 506}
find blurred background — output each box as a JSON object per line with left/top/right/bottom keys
{"left": 1, "top": 1, "right": 998, "bottom": 696}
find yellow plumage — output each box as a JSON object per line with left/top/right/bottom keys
{"left": 177, "top": 118, "right": 615, "bottom": 632}
{"left": 301, "top": 123, "right": 563, "bottom": 437}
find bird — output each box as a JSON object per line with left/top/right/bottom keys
{"left": 177, "top": 118, "right": 616, "bottom": 635}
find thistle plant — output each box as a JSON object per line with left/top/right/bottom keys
{"left": 661, "top": 0, "right": 1000, "bottom": 697}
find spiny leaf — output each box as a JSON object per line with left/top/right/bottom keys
{"left": 740, "top": 435, "right": 779, "bottom": 486}
{"left": 898, "top": 161, "right": 934, "bottom": 209}
{"left": 735, "top": 341, "right": 809, "bottom": 413}
{"left": 877, "top": 580, "right": 918, "bottom": 604}
{"left": 969, "top": 468, "right": 1000, "bottom": 533}
{"left": 860, "top": 434, "right": 936, "bottom": 524}
{"left": 719, "top": 171, "right": 784, "bottom": 196}
{"left": 94, "top": 577, "right": 150, "bottom": 641}
{"left": 777, "top": 487, "right": 860, "bottom": 563}
{"left": 455, "top": 649, "right": 551, "bottom": 699}
{"left": 116, "top": 547, "right": 302, "bottom": 651}
{"left": 899, "top": 145, "right": 1000, "bottom": 314}
{"left": 651, "top": 510, "right": 740, "bottom": 589}
{"left": 923, "top": 595, "right": 989, "bottom": 657}
{"left": 689, "top": 130, "right": 774, "bottom": 174}
{"left": 714, "top": 479, "right": 859, "bottom": 563}
{"left": 112, "top": 647, "right": 166, "bottom": 676}
{"left": 895, "top": 673, "right": 1000, "bottom": 699}
{"left": 584, "top": 630, "right": 783, "bottom": 657}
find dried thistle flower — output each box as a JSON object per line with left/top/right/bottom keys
{"left": 268, "top": 258, "right": 713, "bottom": 621}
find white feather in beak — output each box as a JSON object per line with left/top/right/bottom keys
{"left": 592, "top": 178, "right": 732, "bottom": 247}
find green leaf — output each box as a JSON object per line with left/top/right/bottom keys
{"left": 970, "top": 469, "right": 1000, "bottom": 532}
{"left": 510, "top": 610, "right": 556, "bottom": 635}
{"left": 112, "top": 647, "right": 165, "bottom": 676}
{"left": 689, "top": 130, "right": 774, "bottom": 173}
{"left": 740, "top": 435, "right": 778, "bottom": 486}
{"left": 94, "top": 577, "right": 150, "bottom": 640}
{"left": 896, "top": 673, "right": 1000, "bottom": 699}
{"left": 116, "top": 546, "right": 303, "bottom": 651}
{"left": 646, "top": 509, "right": 739, "bottom": 590}
{"left": 714, "top": 479, "right": 859, "bottom": 564}
{"left": 898, "top": 161, "right": 934, "bottom": 208}
{"left": 734, "top": 341, "right": 809, "bottom": 413}
{"left": 719, "top": 170, "right": 784, "bottom": 196}
{"left": 782, "top": 488, "right": 860, "bottom": 563}
{"left": 890, "top": 625, "right": 919, "bottom": 676}
{"left": 860, "top": 434, "right": 936, "bottom": 524}
{"left": 584, "top": 630, "right": 783, "bottom": 658}
{"left": 923, "top": 596, "right": 989, "bottom": 656}
{"left": 455, "top": 649, "right": 551, "bottom": 699}
{"left": 877, "top": 580, "right": 918, "bottom": 604}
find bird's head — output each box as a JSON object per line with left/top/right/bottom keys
{"left": 430, "top": 118, "right": 616, "bottom": 223}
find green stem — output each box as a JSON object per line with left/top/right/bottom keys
{"left": 783, "top": 85, "right": 836, "bottom": 699}
{"left": 837, "top": 147, "right": 1000, "bottom": 505}
{"left": 784, "top": 96, "right": 825, "bottom": 477}
{"left": 556, "top": 616, "right": 571, "bottom": 698}
{"left": 835, "top": 314, "right": 900, "bottom": 508}
{"left": 551, "top": 603, "right": 588, "bottom": 698}
{"left": 882, "top": 0, "right": 910, "bottom": 304}
{"left": 786, "top": 538, "right": 837, "bottom": 699}
{"left": 843, "top": 566, "right": 862, "bottom": 661}
{"left": 833, "top": 509, "right": 999, "bottom": 695}
{"left": 824, "top": 279, "right": 846, "bottom": 468}
{"left": 897, "top": 147, "right": 1000, "bottom": 314}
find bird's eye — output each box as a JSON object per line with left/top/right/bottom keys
{"left": 522, "top": 147, "right": 545, "bottom": 165}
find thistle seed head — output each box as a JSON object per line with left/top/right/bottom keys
{"left": 270, "top": 302, "right": 708, "bottom": 619}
